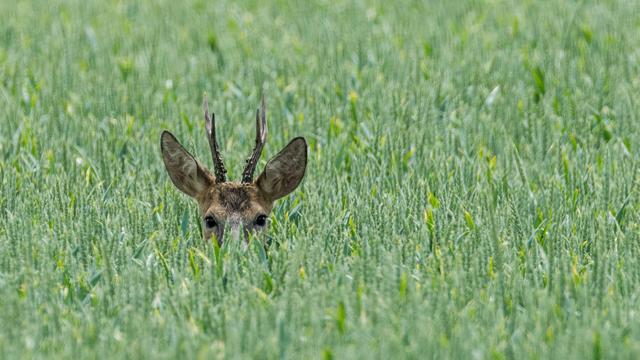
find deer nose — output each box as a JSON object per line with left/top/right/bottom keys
{"left": 229, "top": 224, "right": 241, "bottom": 242}
{"left": 226, "top": 217, "right": 243, "bottom": 243}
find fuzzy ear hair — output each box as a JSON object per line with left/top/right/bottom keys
{"left": 256, "top": 137, "right": 307, "bottom": 201}
{"left": 161, "top": 131, "right": 213, "bottom": 198}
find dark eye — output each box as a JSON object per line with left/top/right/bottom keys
{"left": 255, "top": 215, "right": 268, "bottom": 227}
{"left": 204, "top": 216, "right": 217, "bottom": 229}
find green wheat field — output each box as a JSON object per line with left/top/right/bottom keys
{"left": 1, "top": 0, "right": 640, "bottom": 358}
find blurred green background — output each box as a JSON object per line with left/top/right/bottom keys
{"left": 1, "top": 0, "right": 640, "bottom": 358}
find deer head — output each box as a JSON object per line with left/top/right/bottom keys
{"left": 161, "top": 95, "right": 307, "bottom": 244}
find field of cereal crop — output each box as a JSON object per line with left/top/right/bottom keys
{"left": 1, "top": 0, "right": 640, "bottom": 358}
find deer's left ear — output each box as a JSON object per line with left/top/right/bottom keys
{"left": 256, "top": 137, "right": 307, "bottom": 201}
{"left": 161, "top": 131, "right": 214, "bottom": 198}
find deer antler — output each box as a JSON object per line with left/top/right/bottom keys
{"left": 241, "top": 95, "right": 267, "bottom": 183}
{"left": 203, "top": 94, "right": 227, "bottom": 182}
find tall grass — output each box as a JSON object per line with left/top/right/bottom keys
{"left": 1, "top": 0, "right": 640, "bottom": 358}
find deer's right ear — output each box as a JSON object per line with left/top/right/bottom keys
{"left": 256, "top": 137, "right": 307, "bottom": 202}
{"left": 161, "top": 131, "right": 213, "bottom": 198}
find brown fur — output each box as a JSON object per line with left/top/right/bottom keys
{"left": 161, "top": 116, "right": 307, "bottom": 244}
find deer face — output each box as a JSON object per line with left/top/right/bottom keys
{"left": 160, "top": 96, "right": 307, "bottom": 244}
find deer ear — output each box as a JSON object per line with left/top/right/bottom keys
{"left": 256, "top": 137, "right": 307, "bottom": 202}
{"left": 161, "top": 131, "right": 213, "bottom": 198}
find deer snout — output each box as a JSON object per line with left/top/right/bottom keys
{"left": 226, "top": 216, "right": 247, "bottom": 243}
{"left": 228, "top": 224, "right": 241, "bottom": 243}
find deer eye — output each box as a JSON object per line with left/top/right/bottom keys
{"left": 204, "top": 216, "right": 217, "bottom": 229}
{"left": 255, "top": 215, "right": 268, "bottom": 227}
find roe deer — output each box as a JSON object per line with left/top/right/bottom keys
{"left": 161, "top": 95, "right": 307, "bottom": 244}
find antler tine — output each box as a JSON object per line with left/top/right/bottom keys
{"left": 241, "top": 95, "right": 268, "bottom": 183}
{"left": 203, "top": 94, "right": 227, "bottom": 182}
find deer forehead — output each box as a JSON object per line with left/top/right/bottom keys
{"left": 198, "top": 183, "right": 271, "bottom": 220}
